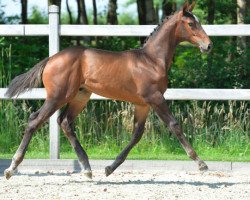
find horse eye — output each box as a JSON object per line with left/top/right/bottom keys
{"left": 188, "top": 22, "right": 194, "bottom": 27}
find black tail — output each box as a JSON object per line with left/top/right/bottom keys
{"left": 5, "top": 57, "right": 49, "bottom": 98}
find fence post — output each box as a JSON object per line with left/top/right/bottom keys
{"left": 49, "top": 5, "right": 60, "bottom": 159}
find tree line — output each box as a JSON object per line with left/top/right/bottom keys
{"left": 0, "top": 0, "right": 249, "bottom": 89}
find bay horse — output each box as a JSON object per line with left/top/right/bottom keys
{"left": 4, "top": 2, "right": 212, "bottom": 179}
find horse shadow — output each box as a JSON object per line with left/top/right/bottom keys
{"left": 95, "top": 179, "right": 239, "bottom": 189}
{"left": 0, "top": 170, "right": 245, "bottom": 189}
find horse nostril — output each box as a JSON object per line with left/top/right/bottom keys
{"left": 207, "top": 43, "right": 212, "bottom": 51}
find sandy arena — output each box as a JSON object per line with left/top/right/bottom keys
{"left": 0, "top": 169, "right": 249, "bottom": 200}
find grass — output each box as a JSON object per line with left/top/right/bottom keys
{"left": 0, "top": 99, "right": 249, "bottom": 162}
{"left": 1, "top": 145, "right": 249, "bottom": 162}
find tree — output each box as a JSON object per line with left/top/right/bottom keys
{"left": 207, "top": 0, "right": 215, "bottom": 24}
{"left": 76, "top": 0, "right": 88, "bottom": 24}
{"left": 66, "top": 0, "right": 73, "bottom": 24}
{"left": 137, "top": 0, "right": 156, "bottom": 44}
{"left": 228, "top": 0, "right": 237, "bottom": 62}
{"left": 246, "top": 1, "right": 250, "bottom": 49}
{"left": 107, "top": 0, "right": 118, "bottom": 25}
{"left": 75, "top": 0, "right": 89, "bottom": 45}
{"left": 206, "top": 0, "right": 215, "bottom": 82}
{"left": 21, "top": 0, "right": 28, "bottom": 24}
{"left": 237, "top": 0, "right": 247, "bottom": 50}
{"left": 145, "top": 0, "right": 156, "bottom": 24}
{"left": 162, "top": 0, "right": 176, "bottom": 19}
{"left": 237, "top": 0, "right": 249, "bottom": 88}
{"left": 137, "top": 0, "right": 156, "bottom": 25}
{"left": 93, "top": 0, "right": 97, "bottom": 25}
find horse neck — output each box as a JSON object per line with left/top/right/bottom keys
{"left": 143, "top": 16, "right": 179, "bottom": 71}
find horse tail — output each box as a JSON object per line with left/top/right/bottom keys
{"left": 5, "top": 57, "right": 50, "bottom": 98}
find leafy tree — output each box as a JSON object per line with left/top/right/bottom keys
{"left": 92, "top": 0, "right": 97, "bottom": 25}
{"left": 76, "top": 0, "right": 88, "bottom": 24}
{"left": 21, "top": 0, "right": 28, "bottom": 24}
{"left": 0, "top": 0, "right": 249, "bottom": 89}
{"left": 107, "top": 0, "right": 118, "bottom": 25}
{"left": 65, "top": 0, "right": 73, "bottom": 24}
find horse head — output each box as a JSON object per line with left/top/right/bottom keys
{"left": 176, "top": 1, "right": 213, "bottom": 53}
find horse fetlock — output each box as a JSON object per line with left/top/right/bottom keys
{"left": 187, "top": 150, "right": 198, "bottom": 160}
{"left": 115, "top": 156, "right": 126, "bottom": 165}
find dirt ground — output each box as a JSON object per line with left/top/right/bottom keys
{"left": 0, "top": 170, "right": 249, "bottom": 200}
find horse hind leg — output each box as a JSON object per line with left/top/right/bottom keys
{"left": 4, "top": 98, "right": 63, "bottom": 180}
{"left": 57, "top": 89, "right": 92, "bottom": 179}
{"left": 29, "top": 108, "right": 41, "bottom": 122}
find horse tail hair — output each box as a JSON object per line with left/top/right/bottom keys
{"left": 5, "top": 57, "right": 50, "bottom": 98}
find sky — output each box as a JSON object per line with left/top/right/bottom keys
{"left": 1, "top": 0, "right": 136, "bottom": 18}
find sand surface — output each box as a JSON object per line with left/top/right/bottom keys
{"left": 0, "top": 170, "right": 249, "bottom": 200}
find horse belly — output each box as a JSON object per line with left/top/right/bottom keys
{"left": 83, "top": 79, "right": 145, "bottom": 105}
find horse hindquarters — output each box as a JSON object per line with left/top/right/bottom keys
{"left": 5, "top": 49, "right": 85, "bottom": 179}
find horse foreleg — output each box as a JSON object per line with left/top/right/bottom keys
{"left": 149, "top": 92, "right": 208, "bottom": 171}
{"left": 4, "top": 100, "right": 60, "bottom": 180}
{"left": 58, "top": 90, "right": 92, "bottom": 179}
{"left": 105, "top": 104, "right": 149, "bottom": 176}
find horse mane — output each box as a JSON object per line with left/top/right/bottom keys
{"left": 143, "top": 12, "right": 177, "bottom": 46}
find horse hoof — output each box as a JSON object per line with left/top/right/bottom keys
{"left": 4, "top": 169, "right": 14, "bottom": 180}
{"left": 105, "top": 166, "right": 113, "bottom": 177}
{"left": 199, "top": 162, "right": 208, "bottom": 171}
{"left": 82, "top": 170, "right": 92, "bottom": 179}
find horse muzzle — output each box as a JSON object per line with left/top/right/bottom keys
{"left": 199, "top": 42, "right": 213, "bottom": 53}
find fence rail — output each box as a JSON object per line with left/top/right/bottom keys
{"left": 1, "top": 24, "right": 250, "bottom": 36}
{"left": 0, "top": 5, "right": 249, "bottom": 159}
{"left": 0, "top": 88, "right": 249, "bottom": 101}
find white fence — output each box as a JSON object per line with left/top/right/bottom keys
{"left": 1, "top": 24, "right": 250, "bottom": 36}
{"left": 0, "top": 5, "right": 249, "bottom": 159}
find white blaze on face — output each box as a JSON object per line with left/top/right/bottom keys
{"left": 193, "top": 14, "right": 200, "bottom": 23}
{"left": 186, "top": 11, "right": 200, "bottom": 23}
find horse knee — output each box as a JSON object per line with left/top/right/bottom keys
{"left": 187, "top": 150, "right": 198, "bottom": 160}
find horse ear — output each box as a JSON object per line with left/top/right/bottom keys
{"left": 182, "top": 1, "right": 189, "bottom": 13}
{"left": 188, "top": 1, "right": 196, "bottom": 11}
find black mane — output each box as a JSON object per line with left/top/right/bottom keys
{"left": 143, "top": 14, "right": 174, "bottom": 46}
